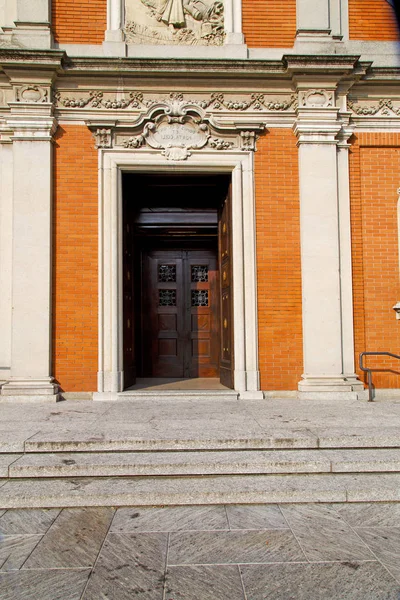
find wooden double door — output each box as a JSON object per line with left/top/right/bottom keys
{"left": 142, "top": 248, "right": 220, "bottom": 378}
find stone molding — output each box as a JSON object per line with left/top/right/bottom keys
{"left": 55, "top": 90, "right": 297, "bottom": 114}
{"left": 348, "top": 98, "right": 400, "bottom": 117}
{"left": 87, "top": 95, "right": 265, "bottom": 159}
{"left": 96, "top": 148, "right": 261, "bottom": 398}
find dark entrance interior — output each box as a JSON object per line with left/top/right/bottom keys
{"left": 122, "top": 173, "right": 233, "bottom": 389}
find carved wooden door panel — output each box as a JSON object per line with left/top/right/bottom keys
{"left": 219, "top": 185, "right": 234, "bottom": 388}
{"left": 143, "top": 250, "right": 184, "bottom": 378}
{"left": 188, "top": 251, "right": 219, "bottom": 378}
{"left": 142, "top": 248, "right": 219, "bottom": 378}
{"left": 123, "top": 203, "right": 136, "bottom": 388}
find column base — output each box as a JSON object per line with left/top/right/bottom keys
{"left": 238, "top": 390, "right": 264, "bottom": 400}
{"left": 93, "top": 391, "right": 119, "bottom": 401}
{"left": 102, "top": 41, "right": 127, "bottom": 57}
{"left": 0, "top": 378, "right": 59, "bottom": 402}
{"left": 298, "top": 375, "right": 364, "bottom": 400}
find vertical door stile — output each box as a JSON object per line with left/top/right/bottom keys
{"left": 219, "top": 185, "right": 234, "bottom": 389}
{"left": 122, "top": 197, "right": 136, "bottom": 388}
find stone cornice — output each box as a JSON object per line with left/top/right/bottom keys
{"left": 0, "top": 49, "right": 66, "bottom": 72}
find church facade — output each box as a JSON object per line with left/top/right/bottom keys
{"left": 0, "top": 0, "right": 399, "bottom": 401}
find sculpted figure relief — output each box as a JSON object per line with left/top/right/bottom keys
{"left": 125, "top": 0, "right": 225, "bottom": 45}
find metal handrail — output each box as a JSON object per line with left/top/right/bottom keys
{"left": 359, "top": 351, "right": 400, "bottom": 402}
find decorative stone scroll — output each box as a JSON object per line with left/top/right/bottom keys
{"left": 124, "top": 0, "right": 225, "bottom": 46}
{"left": 119, "top": 96, "right": 239, "bottom": 160}
{"left": 299, "top": 89, "right": 334, "bottom": 109}
{"left": 16, "top": 85, "right": 48, "bottom": 103}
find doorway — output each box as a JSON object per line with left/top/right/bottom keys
{"left": 122, "top": 173, "right": 232, "bottom": 389}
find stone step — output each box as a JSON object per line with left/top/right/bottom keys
{"left": 1, "top": 472, "right": 400, "bottom": 508}
{"left": 117, "top": 391, "right": 239, "bottom": 401}
{"left": 6, "top": 448, "right": 400, "bottom": 478}
{"left": 20, "top": 426, "right": 400, "bottom": 453}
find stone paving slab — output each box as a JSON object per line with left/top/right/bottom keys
{"left": 0, "top": 503, "right": 399, "bottom": 599}
{"left": 0, "top": 508, "right": 60, "bottom": 534}
{"left": 82, "top": 532, "right": 168, "bottom": 600}
{"left": 23, "top": 507, "right": 115, "bottom": 569}
{"left": 165, "top": 565, "right": 246, "bottom": 600}
{"left": 280, "top": 504, "right": 375, "bottom": 562}
{"left": 0, "top": 569, "right": 91, "bottom": 600}
{"left": 239, "top": 562, "right": 400, "bottom": 599}
{"left": 111, "top": 505, "right": 229, "bottom": 532}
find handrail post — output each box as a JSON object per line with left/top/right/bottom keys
{"left": 367, "top": 369, "right": 373, "bottom": 402}
{"left": 359, "top": 351, "right": 400, "bottom": 402}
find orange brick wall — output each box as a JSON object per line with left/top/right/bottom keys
{"left": 52, "top": 0, "right": 107, "bottom": 44}
{"left": 350, "top": 133, "right": 400, "bottom": 388}
{"left": 242, "top": 0, "right": 296, "bottom": 48}
{"left": 53, "top": 125, "right": 98, "bottom": 392}
{"left": 256, "top": 129, "right": 303, "bottom": 390}
{"left": 349, "top": 0, "right": 399, "bottom": 40}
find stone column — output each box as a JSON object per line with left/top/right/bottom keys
{"left": 1, "top": 84, "right": 58, "bottom": 402}
{"left": 1, "top": 0, "right": 52, "bottom": 48}
{"left": 297, "top": 0, "right": 330, "bottom": 36}
{"left": 0, "top": 130, "right": 13, "bottom": 385}
{"left": 294, "top": 85, "right": 362, "bottom": 399}
{"left": 105, "top": 0, "right": 125, "bottom": 44}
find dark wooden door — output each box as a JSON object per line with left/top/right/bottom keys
{"left": 219, "top": 186, "right": 234, "bottom": 388}
{"left": 123, "top": 202, "right": 136, "bottom": 388}
{"left": 142, "top": 248, "right": 219, "bottom": 378}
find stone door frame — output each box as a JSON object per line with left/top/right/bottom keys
{"left": 94, "top": 148, "right": 262, "bottom": 400}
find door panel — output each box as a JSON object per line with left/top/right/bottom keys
{"left": 123, "top": 203, "right": 136, "bottom": 388}
{"left": 143, "top": 250, "right": 184, "bottom": 377}
{"left": 219, "top": 186, "right": 234, "bottom": 388}
{"left": 188, "top": 251, "right": 219, "bottom": 377}
{"left": 142, "top": 248, "right": 219, "bottom": 378}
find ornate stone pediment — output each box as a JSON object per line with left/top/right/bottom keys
{"left": 88, "top": 94, "right": 265, "bottom": 158}
{"left": 118, "top": 96, "right": 237, "bottom": 159}
{"left": 124, "top": 0, "right": 225, "bottom": 46}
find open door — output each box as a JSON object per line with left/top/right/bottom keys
{"left": 123, "top": 198, "right": 136, "bottom": 388}
{"left": 219, "top": 185, "right": 234, "bottom": 388}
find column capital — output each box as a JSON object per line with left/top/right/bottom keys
{"left": 6, "top": 111, "right": 58, "bottom": 142}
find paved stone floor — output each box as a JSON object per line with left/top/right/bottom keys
{"left": 0, "top": 503, "right": 399, "bottom": 599}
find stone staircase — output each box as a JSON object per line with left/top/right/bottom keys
{"left": 1, "top": 429, "right": 400, "bottom": 507}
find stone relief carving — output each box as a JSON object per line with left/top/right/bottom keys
{"left": 240, "top": 130, "right": 258, "bottom": 151}
{"left": 54, "top": 90, "right": 297, "bottom": 113}
{"left": 16, "top": 85, "right": 48, "bottom": 103}
{"left": 93, "top": 128, "right": 113, "bottom": 149}
{"left": 299, "top": 89, "right": 334, "bottom": 108}
{"left": 348, "top": 98, "right": 400, "bottom": 116}
{"left": 209, "top": 137, "right": 234, "bottom": 150}
{"left": 119, "top": 96, "right": 218, "bottom": 160}
{"left": 124, "top": 0, "right": 225, "bottom": 45}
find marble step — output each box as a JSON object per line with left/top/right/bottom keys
{"left": 6, "top": 448, "right": 400, "bottom": 478}
{"left": 20, "top": 426, "right": 400, "bottom": 453}
{"left": 1, "top": 472, "right": 400, "bottom": 508}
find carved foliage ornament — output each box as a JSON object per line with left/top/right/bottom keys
{"left": 348, "top": 98, "right": 400, "bottom": 116}
{"left": 124, "top": 0, "right": 225, "bottom": 46}
{"left": 54, "top": 91, "right": 297, "bottom": 113}
{"left": 93, "top": 128, "right": 113, "bottom": 149}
